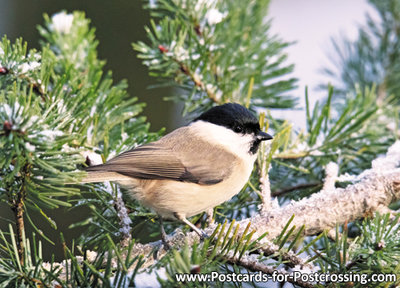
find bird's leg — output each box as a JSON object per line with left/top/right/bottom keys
{"left": 158, "top": 217, "right": 171, "bottom": 250}
{"left": 174, "top": 212, "right": 208, "bottom": 239}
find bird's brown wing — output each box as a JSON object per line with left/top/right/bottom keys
{"left": 85, "top": 128, "right": 237, "bottom": 185}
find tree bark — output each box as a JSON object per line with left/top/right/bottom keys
{"left": 12, "top": 188, "right": 26, "bottom": 265}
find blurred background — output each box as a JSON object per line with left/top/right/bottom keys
{"left": 0, "top": 0, "right": 178, "bottom": 132}
{"left": 0, "top": 0, "right": 376, "bottom": 259}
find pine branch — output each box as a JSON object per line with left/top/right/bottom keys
{"left": 158, "top": 45, "right": 222, "bottom": 103}
{"left": 134, "top": 0, "right": 297, "bottom": 114}
{"left": 257, "top": 242, "right": 314, "bottom": 269}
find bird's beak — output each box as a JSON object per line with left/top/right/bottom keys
{"left": 257, "top": 131, "right": 273, "bottom": 141}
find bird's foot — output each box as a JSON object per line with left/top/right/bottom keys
{"left": 158, "top": 216, "right": 173, "bottom": 250}
{"left": 174, "top": 212, "right": 210, "bottom": 240}
{"left": 161, "top": 239, "right": 172, "bottom": 250}
{"left": 192, "top": 227, "right": 209, "bottom": 240}
{"left": 199, "top": 230, "right": 209, "bottom": 240}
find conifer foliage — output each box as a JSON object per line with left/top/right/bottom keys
{"left": 133, "top": 0, "right": 297, "bottom": 114}
{"left": 0, "top": 1, "right": 399, "bottom": 287}
{"left": 0, "top": 11, "right": 156, "bottom": 286}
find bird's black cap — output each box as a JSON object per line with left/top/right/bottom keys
{"left": 194, "top": 103, "right": 262, "bottom": 135}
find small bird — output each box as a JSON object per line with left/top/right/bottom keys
{"left": 83, "top": 103, "right": 273, "bottom": 243}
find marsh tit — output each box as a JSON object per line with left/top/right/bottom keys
{"left": 83, "top": 103, "right": 273, "bottom": 242}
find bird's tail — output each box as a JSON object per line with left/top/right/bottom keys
{"left": 82, "top": 165, "right": 131, "bottom": 183}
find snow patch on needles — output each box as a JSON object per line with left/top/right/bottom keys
{"left": 2, "top": 103, "right": 14, "bottom": 119}
{"left": 56, "top": 99, "right": 67, "bottom": 115}
{"left": 86, "top": 124, "right": 94, "bottom": 144}
{"left": 386, "top": 121, "right": 397, "bottom": 132}
{"left": 39, "top": 130, "right": 64, "bottom": 140}
{"left": 50, "top": 12, "right": 74, "bottom": 34}
{"left": 287, "top": 140, "right": 325, "bottom": 157}
{"left": 81, "top": 150, "right": 103, "bottom": 166}
{"left": 205, "top": 9, "right": 227, "bottom": 25}
{"left": 25, "top": 142, "right": 36, "bottom": 152}
{"left": 90, "top": 105, "right": 97, "bottom": 117}
{"left": 19, "top": 61, "right": 40, "bottom": 73}
{"left": 174, "top": 46, "right": 189, "bottom": 62}
{"left": 205, "top": 83, "right": 223, "bottom": 101}
{"left": 103, "top": 182, "right": 113, "bottom": 196}
{"left": 2, "top": 103, "right": 23, "bottom": 125}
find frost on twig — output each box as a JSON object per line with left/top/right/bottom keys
{"left": 113, "top": 187, "right": 132, "bottom": 247}
{"left": 259, "top": 164, "right": 272, "bottom": 213}
{"left": 258, "top": 141, "right": 274, "bottom": 213}
{"left": 322, "top": 162, "right": 339, "bottom": 192}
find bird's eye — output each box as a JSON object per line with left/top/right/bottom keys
{"left": 234, "top": 126, "right": 243, "bottom": 133}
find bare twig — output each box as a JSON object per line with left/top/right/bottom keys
{"left": 12, "top": 194, "right": 25, "bottom": 265}
{"left": 10, "top": 164, "right": 30, "bottom": 265}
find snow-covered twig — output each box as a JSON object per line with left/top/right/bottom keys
{"left": 322, "top": 162, "right": 339, "bottom": 192}
{"left": 113, "top": 188, "right": 132, "bottom": 247}
{"left": 259, "top": 162, "right": 272, "bottom": 213}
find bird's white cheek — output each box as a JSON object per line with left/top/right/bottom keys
{"left": 234, "top": 134, "right": 258, "bottom": 163}
{"left": 189, "top": 121, "right": 257, "bottom": 161}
